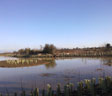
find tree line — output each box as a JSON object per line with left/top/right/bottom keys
{"left": 13, "top": 43, "right": 112, "bottom": 56}
{"left": 14, "top": 44, "right": 56, "bottom": 55}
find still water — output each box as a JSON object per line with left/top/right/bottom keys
{"left": 0, "top": 56, "right": 112, "bottom": 94}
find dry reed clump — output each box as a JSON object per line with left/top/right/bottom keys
{"left": 0, "top": 76, "right": 112, "bottom": 96}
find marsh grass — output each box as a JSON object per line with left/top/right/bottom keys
{"left": 0, "top": 76, "right": 112, "bottom": 96}
{"left": 0, "top": 58, "right": 54, "bottom": 68}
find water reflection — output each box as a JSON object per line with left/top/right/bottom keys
{"left": 0, "top": 57, "right": 112, "bottom": 68}
{"left": 0, "top": 56, "right": 17, "bottom": 61}
{"left": 101, "top": 58, "right": 112, "bottom": 66}
{"left": 0, "top": 57, "right": 112, "bottom": 94}
{"left": 45, "top": 60, "right": 56, "bottom": 69}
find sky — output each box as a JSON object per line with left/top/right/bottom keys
{"left": 0, "top": 0, "right": 112, "bottom": 52}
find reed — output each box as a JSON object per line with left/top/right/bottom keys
{"left": 1, "top": 77, "right": 112, "bottom": 96}
{"left": 56, "top": 83, "right": 61, "bottom": 96}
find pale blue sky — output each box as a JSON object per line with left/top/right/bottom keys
{"left": 0, "top": 0, "right": 112, "bottom": 52}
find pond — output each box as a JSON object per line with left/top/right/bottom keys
{"left": 0, "top": 56, "right": 112, "bottom": 94}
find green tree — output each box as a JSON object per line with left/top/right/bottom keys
{"left": 25, "top": 48, "right": 31, "bottom": 55}
{"left": 105, "top": 43, "right": 111, "bottom": 48}
{"left": 43, "top": 44, "right": 56, "bottom": 54}
{"left": 18, "top": 49, "right": 25, "bottom": 54}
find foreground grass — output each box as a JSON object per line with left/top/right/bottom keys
{"left": 0, "top": 76, "right": 112, "bottom": 96}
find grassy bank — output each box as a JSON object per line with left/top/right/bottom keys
{"left": 1, "top": 44, "right": 112, "bottom": 58}
{"left": 0, "top": 76, "right": 112, "bottom": 96}
{"left": 12, "top": 54, "right": 54, "bottom": 58}
{"left": 5, "top": 52, "right": 112, "bottom": 59}
{"left": 1, "top": 50, "right": 112, "bottom": 58}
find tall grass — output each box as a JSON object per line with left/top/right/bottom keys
{"left": 6, "top": 58, "right": 54, "bottom": 65}
{"left": 0, "top": 76, "right": 112, "bottom": 96}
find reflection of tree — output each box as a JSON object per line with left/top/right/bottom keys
{"left": 101, "top": 58, "right": 112, "bottom": 66}
{"left": 45, "top": 60, "right": 56, "bottom": 69}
